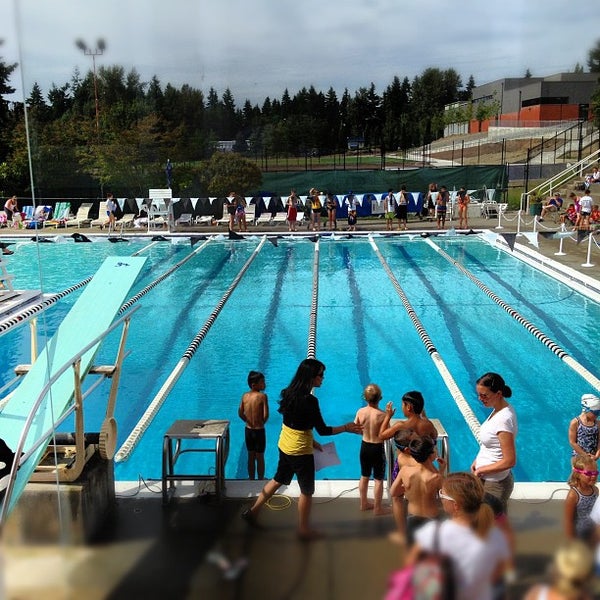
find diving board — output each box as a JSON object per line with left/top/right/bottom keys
{"left": 0, "top": 256, "right": 146, "bottom": 519}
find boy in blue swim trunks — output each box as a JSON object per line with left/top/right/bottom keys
{"left": 238, "top": 371, "right": 269, "bottom": 479}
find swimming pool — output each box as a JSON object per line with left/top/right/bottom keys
{"left": 1, "top": 233, "right": 599, "bottom": 483}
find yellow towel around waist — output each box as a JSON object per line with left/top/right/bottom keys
{"left": 278, "top": 424, "right": 313, "bottom": 455}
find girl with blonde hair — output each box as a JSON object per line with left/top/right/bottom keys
{"left": 564, "top": 454, "right": 599, "bottom": 544}
{"left": 406, "top": 472, "right": 509, "bottom": 600}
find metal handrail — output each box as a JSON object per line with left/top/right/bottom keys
{"left": 0, "top": 305, "right": 140, "bottom": 524}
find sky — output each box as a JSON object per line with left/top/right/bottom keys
{"left": 0, "top": 0, "right": 599, "bottom": 107}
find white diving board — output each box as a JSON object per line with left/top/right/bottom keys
{"left": 0, "top": 256, "right": 146, "bottom": 518}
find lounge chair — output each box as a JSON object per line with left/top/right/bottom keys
{"left": 271, "top": 212, "right": 287, "bottom": 225}
{"left": 481, "top": 200, "right": 499, "bottom": 219}
{"left": 115, "top": 212, "right": 135, "bottom": 231}
{"left": 65, "top": 203, "right": 93, "bottom": 228}
{"left": 195, "top": 215, "right": 213, "bottom": 226}
{"left": 255, "top": 212, "right": 273, "bottom": 225}
{"left": 24, "top": 205, "right": 51, "bottom": 229}
{"left": 215, "top": 204, "right": 231, "bottom": 226}
{"left": 244, "top": 202, "right": 256, "bottom": 225}
{"left": 176, "top": 213, "right": 193, "bottom": 227}
{"left": 45, "top": 202, "right": 71, "bottom": 228}
{"left": 90, "top": 202, "right": 108, "bottom": 229}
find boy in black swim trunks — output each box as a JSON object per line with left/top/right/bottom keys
{"left": 353, "top": 383, "right": 390, "bottom": 515}
{"left": 238, "top": 371, "right": 269, "bottom": 479}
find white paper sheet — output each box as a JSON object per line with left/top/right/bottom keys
{"left": 313, "top": 441, "right": 341, "bottom": 471}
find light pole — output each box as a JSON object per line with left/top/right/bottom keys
{"left": 75, "top": 38, "right": 106, "bottom": 137}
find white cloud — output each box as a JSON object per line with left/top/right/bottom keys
{"left": 0, "top": 0, "right": 596, "bottom": 107}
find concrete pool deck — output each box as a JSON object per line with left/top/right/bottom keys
{"left": 3, "top": 480, "right": 598, "bottom": 600}
{"left": 2, "top": 212, "right": 600, "bottom": 598}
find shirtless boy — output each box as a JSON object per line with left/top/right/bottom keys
{"left": 392, "top": 436, "right": 443, "bottom": 545}
{"left": 378, "top": 390, "right": 438, "bottom": 444}
{"left": 388, "top": 428, "right": 419, "bottom": 537}
{"left": 238, "top": 371, "right": 269, "bottom": 479}
{"left": 379, "top": 391, "right": 441, "bottom": 540}
{"left": 354, "top": 383, "right": 390, "bottom": 515}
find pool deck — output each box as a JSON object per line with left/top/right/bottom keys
{"left": 4, "top": 481, "right": 598, "bottom": 600}
{"left": 2, "top": 212, "right": 600, "bottom": 598}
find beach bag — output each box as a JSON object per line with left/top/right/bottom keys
{"left": 384, "top": 521, "right": 455, "bottom": 600}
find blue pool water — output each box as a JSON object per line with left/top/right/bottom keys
{"left": 1, "top": 234, "right": 599, "bottom": 483}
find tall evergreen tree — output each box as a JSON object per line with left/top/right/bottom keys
{"left": 588, "top": 39, "right": 600, "bottom": 72}
{"left": 0, "top": 41, "right": 18, "bottom": 161}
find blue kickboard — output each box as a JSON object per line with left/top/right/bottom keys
{"left": 0, "top": 256, "right": 146, "bottom": 514}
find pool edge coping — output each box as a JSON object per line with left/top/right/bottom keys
{"left": 115, "top": 479, "right": 571, "bottom": 501}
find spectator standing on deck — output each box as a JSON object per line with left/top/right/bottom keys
{"left": 396, "top": 186, "right": 409, "bottom": 231}
{"left": 457, "top": 187, "right": 470, "bottom": 229}
{"left": 325, "top": 192, "right": 337, "bottom": 231}
{"left": 471, "top": 372, "right": 517, "bottom": 515}
{"left": 106, "top": 193, "right": 117, "bottom": 230}
{"left": 384, "top": 189, "right": 396, "bottom": 231}
{"left": 3, "top": 195, "right": 18, "bottom": 224}
{"left": 286, "top": 189, "right": 299, "bottom": 232}
{"left": 309, "top": 188, "right": 322, "bottom": 231}
{"left": 577, "top": 190, "right": 593, "bottom": 231}
{"left": 436, "top": 185, "right": 449, "bottom": 229}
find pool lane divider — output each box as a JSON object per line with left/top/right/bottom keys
{"left": 115, "top": 235, "right": 268, "bottom": 463}
{"left": 118, "top": 237, "right": 213, "bottom": 314}
{"left": 0, "top": 237, "right": 211, "bottom": 339}
{"left": 425, "top": 238, "right": 600, "bottom": 393}
{"left": 307, "top": 237, "right": 320, "bottom": 359}
{"left": 130, "top": 240, "right": 161, "bottom": 256}
{"left": 368, "top": 235, "right": 481, "bottom": 441}
{"left": 0, "top": 277, "right": 93, "bottom": 337}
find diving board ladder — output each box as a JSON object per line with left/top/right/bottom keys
{"left": 0, "top": 256, "right": 146, "bottom": 524}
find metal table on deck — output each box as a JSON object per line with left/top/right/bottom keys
{"left": 162, "top": 419, "right": 230, "bottom": 505}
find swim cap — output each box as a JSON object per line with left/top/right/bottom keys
{"left": 581, "top": 394, "right": 600, "bottom": 411}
